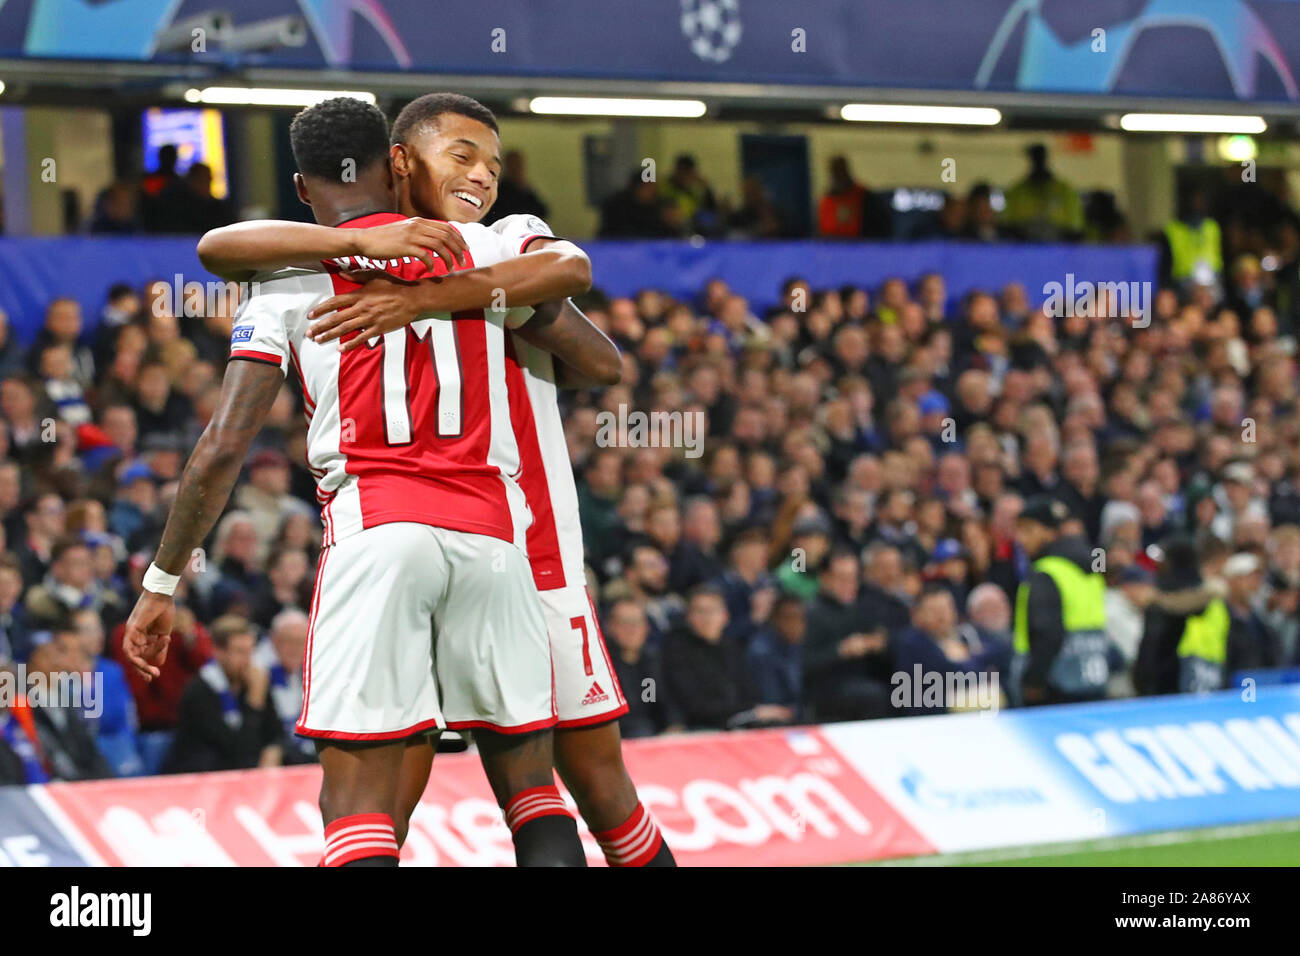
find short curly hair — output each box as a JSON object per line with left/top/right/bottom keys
{"left": 289, "top": 96, "right": 391, "bottom": 180}
{"left": 391, "top": 92, "right": 498, "bottom": 146}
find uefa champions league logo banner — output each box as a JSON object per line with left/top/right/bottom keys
{"left": 3, "top": 0, "right": 1300, "bottom": 103}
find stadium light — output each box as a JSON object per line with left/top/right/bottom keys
{"left": 0, "top": 80, "right": 5, "bottom": 97}
{"left": 528, "top": 96, "right": 707, "bottom": 118}
{"left": 1218, "top": 135, "right": 1258, "bottom": 162}
{"left": 1119, "top": 113, "right": 1267, "bottom": 134}
{"left": 183, "top": 87, "right": 377, "bottom": 107}
{"left": 840, "top": 104, "right": 1002, "bottom": 126}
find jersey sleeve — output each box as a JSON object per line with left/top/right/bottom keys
{"left": 490, "top": 214, "right": 557, "bottom": 256}
{"left": 488, "top": 215, "right": 562, "bottom": 328}
{"left": 228, "top": 274, "right": 301, "bottom": 375}
{"left": 449, "top": 221, "right": 515, "bottom": 269}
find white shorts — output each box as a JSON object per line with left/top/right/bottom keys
{"left": 540, "top": 585, "right": 628, "bottom": 728}
{"left": 296, "top": 522, "right": 556, "bottom": 741}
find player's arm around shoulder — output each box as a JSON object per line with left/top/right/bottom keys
{"left": 197, "top": 217, "right": 467, "bottom": 282}
{"left": 490, "top": 214, "right": 593, "bottom": 303}
{"left": 304, "top": 217, "right": 593, "bottom": 350}
{"left": 492, "top": 215, "right": 616, "bottom": 386}
{"left": 513, "top": 299, "right": 622, "bottom": 388}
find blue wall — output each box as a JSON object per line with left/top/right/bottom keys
{"left": 0, "top": 236, "right": 1157, "bottom": 345}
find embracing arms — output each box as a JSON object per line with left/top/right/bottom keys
{"left": 197, "top": 217, "right": 472, "bottom": 281}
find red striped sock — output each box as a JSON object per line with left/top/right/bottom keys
{"left": 503, "top": 785, "right": 573, "bottom": 834}
{"left": 321, "top": 812, "right": 399, "bottom": 867}
{"left": 593, "top": 802, "right": 664, "bottom": 867}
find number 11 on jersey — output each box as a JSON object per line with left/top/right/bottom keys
{"left": 380, "top": 321, "right": 463, "bottom": 444}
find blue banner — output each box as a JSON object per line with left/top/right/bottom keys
{"left": 825, "top": 686, "right": 1300, "bottom": 852}
{"left": 1014, "top": 687, "right": 1300, "bottom": 837}
{"left": 0, "top": 236, "right": 1156, "bottom": 344}
{"left": 1, "top": 1, "right": 1299, "bottom": 103}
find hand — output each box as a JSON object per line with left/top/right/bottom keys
{"left": 838, "top": 634, "right": 872, "bottom": 658}
{"left": 123, "top": 591, "right": 175, "bottom": 680}
{"left": 351, "top": 217, "right": 468, "bottom": 274}
{"left": 941, "top": 637, "right": 971, "bottom": 662}
{"left": 860, "top": 631, "right": 888, "bottom": 653}
{"left": 840, "top": 632, "right": 886, "bottom": 658}
{"left": 245, "top": 665, "right": 270, "bottom": 711}
{"left": 308, "top": 274, "right": 438, "bottom": 350}
{"left": 754, "top": 704, "right": 794, "bottom": 724}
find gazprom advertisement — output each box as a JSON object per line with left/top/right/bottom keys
{"left": 1018, "top": 688, "right": 1300, "bottom": 836}
{"left": 825, "top": 686, "right": 1300, "bottom": 853}
{"left": 2, "top": 1, "right": 1300, "bottom": 103}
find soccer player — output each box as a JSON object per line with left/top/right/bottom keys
{"left": 306, "top": 96, "right": 676, "bottom": 867}
{"left": 123, "top": 96, "right": 598, "bottom": 866}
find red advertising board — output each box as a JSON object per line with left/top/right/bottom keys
{"left": 41, "top": 727, "right": 934, "bottom": 866}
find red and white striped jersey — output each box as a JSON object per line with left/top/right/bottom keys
{"left": 492, "top": 214, "right": 589, "bottom": 592}
{"left": 228, "top": 212, "right": 530, "bottom": 550}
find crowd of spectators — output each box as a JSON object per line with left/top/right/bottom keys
{"left": 3, "top": 199, "right": 1300, "bottom": 782}
{"left": 595, "top": 142, "right": 1300, "bottom": 268}
{"left": 84, "top": 144, "right": 233, "bottom": 236}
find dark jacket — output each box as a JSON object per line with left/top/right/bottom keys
{"left": 0, "top": 737, "right": 27, "bottom": 785}
{"left": 666, "top": 542, "right": 724, "bottom": 596}
{"left": 611, "top": 644, "right": 668, "bottom": 739}
{"left": 892, "top": 624, "right": 1009, "bottom": 716}
{"left": 164, "top": 669, "right": 283, "bottom": 774}
{"left": 32, "top": 705, "right": 113, "bottom": 782}
{"left": 661, "top": 627, "right": 754, "bottom": 731}
{"left": 714, "top": 569, "right": 773, "bottom": 644}
{"left": 746, "top": 627, "right": 804, "bottom": 718}
{"left": 1136, "top": 582, "right": 1222, "bottom": 695}
{"left": 857, "top": 582, "right": 911, "bottom": 639}
{"left": 804, "top": 590, "right": 892, "bottom": 695}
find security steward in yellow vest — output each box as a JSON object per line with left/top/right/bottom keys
{"left": 1011, "top": 496, "right": 1111, "bottom": 706}
{"left": 1135, "top": 535, "right": 1233, "bottom": 695}
{"left": 1161, "top": 185, "right": 1222, "bottom": 289}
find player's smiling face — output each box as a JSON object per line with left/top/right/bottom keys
{"left": 394, "top": 112, "right": 501, "bottom": 223}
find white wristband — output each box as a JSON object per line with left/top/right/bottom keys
{"left": 142, "top": 562, "right": 180, "bottom": 596}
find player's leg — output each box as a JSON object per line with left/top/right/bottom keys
{"left": 316, "top": 740, "right": 406, "bottom": 866}
{"left": 546, "top": 585, "right": 676, "bottom": 866}
{"left": 433, "top": 529, "right": 584, "bottom": 866}
{"left": 393, "top": 732, "right": 471, "bottom": 847}
{"left": 297, "top": 523, "right": 447, "bottom": 866}
{"left": 393, "top": 735, "right": 436, "bottom": 848}
{"left": 476, "top": 727, "right": 585, "bottom": 866}
{"left": 554, "top": 721, "right": 676, "bottom": 867}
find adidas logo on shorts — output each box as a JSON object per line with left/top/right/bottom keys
{"left": 582, "top": 682, "right": 610, "bottom": 706}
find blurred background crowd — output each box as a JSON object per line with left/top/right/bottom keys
{"left": 3, "top": 175, "right": 1300, "bottom": 784}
